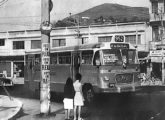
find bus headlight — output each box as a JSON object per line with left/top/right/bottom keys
{"left": 104, "top": 76, "right": 109, "bottom": 81}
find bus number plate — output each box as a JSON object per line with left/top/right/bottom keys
{"left": 116, "top": 74, "right": 133, "bottom": 83}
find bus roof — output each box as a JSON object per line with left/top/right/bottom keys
{"left": 25, "top": 42, "right": 136, "bottom": 54}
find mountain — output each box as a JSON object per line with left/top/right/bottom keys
{"left": 55, "top": 3, "right": 149, "bottom": 27}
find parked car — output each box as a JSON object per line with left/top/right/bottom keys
{"left": 0, "top": 73, "right": 14, "bottom": 86}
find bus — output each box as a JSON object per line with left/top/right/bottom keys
{"left": 24, "top": 35, "right": 141, "bottom": 103}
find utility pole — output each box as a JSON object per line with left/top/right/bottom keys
{"left": 160, "top": 7, "right": 165, "bottom": 84}
{"left": 40, "top": 0, "right": 53, "bottom": 115}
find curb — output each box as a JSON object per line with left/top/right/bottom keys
{"left": 0, "top": 96, "right": 23, "bottom": 120}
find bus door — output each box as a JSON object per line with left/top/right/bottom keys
{"left": 24, "top": 54, "right": 35, "bottom": 86}
{"left": 72, "top": 52, "right": 80, "bottom": 80}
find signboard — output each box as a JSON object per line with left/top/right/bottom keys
{"left": 41, "top": 43, "right": 50, "bottom": 84}
{"left": 115, "top": 35, "right": 124, "bottom": 42}
{"left": 110, "top": 43, "right": 129, "bottom": 49}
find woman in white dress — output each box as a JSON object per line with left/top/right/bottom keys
{"left": 73, "top": 73, "right": 84, "bottom": 120}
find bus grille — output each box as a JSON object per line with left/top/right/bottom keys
{"left": 115, "top": 73, "right": 133, "bottom": 83}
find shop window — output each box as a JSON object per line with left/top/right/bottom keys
{"left": 13, "top": 41, "right": 24, "bottom": 49}
{"left": 52, "top": 39, "right": 66, "bottom": 47}
{"left": 31, "top": 40, "right": 41, "bottom": 49}
{"left": 0, "top": 39, "right": 5, "bottom": 46}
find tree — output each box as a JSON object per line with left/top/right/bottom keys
{"left": 108, "top": 16, "right": 115, "bottom": 23}
{"left": 54, "top": 20, "right": 68, "bottom": 27}
{"left": 131, "top": 16, "right": 139, "bottom": 22}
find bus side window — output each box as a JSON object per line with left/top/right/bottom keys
{"left": 58, "top": 52, "right": 71, "bottom": 64}
{"left": 50, "top": 53, "right": 58, "bottom": 65}
{"left": 82, "top": 50, "right": 93, "bottom": 64}
{"left": 93, "top": 51, "right": 100, "bottom": 66}
{"left": 35, "top": 54, "right": 41, "bottom": 65}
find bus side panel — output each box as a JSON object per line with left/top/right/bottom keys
{"left": 80, "top": 65, "right": 99, "bottom": 92}
{"left": 50, "top": 65, "right": 71, "bottom": 92}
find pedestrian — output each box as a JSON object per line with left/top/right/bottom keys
{"left": 73, "top": 73, "right": 84, "bottom": 120}
{"left": 63, "top": 77, "right": 75, "bottom": 120}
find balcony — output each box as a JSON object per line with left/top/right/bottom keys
{"left": 150, "top": 13, "right": 165, "bottom": 22}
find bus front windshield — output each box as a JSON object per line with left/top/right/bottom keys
{"left": 101, "top": 49, "right": 136, "bottom": 65}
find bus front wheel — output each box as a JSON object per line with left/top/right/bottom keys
{"left": 82, "top": 83, "right": 94, "bottom": 105}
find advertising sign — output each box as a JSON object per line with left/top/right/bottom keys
{"left": 41, "top": 43, "right": 50, "bottom": 84}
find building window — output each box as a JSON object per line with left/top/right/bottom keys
{"left": 153, "top": 27, "right": 160, "bottom": 42}
{"left": 125, "top": 35, "right": 141, "bottom": 45}
{"left": 0, "top": 39, "right": 5, "bottom": 46}
{"left": 52, "top": 39, "right": 66, "bottom": 47}
{"left": 152, "top": 1, "right": 158, "bottom": 14}
{"left": 82, "top": 37, "right": 89, "bottom": 44}
{"left": 98, "top": 36, "right": 112, "bottom": 42}
{"left": 13, "top": 41, "right": 24, "bottom": 49}
{"left": 31, "top": 40, "right": 41, "bottom": 49}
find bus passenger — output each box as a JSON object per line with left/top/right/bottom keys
{"left": 63, "top": 77, "right": 75, "bottom": 120}
{"left": 73, "top": 73, "right": 84, "bottom": 120}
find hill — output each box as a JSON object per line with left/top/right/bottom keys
{"left": 54, "top": 3, "right": 149, "bottom": 27}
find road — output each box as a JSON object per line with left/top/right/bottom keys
{"left": 1, "top": 85, "right": 165, "bottom": 120}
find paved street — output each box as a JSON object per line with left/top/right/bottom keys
{"left": 12, "top": 91, "right": 165, "bottom": 120}
{"left": 2, "top": 85, "right": 165, "bottom": 120}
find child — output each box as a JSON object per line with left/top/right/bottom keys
{"left": 73, "top": 73, "right": 84, "bottom": 120}
{"left": 63, "top": 77, "right": 75, "bottom": 120}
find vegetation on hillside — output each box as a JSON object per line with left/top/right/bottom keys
{"left": 53, "top": 3, "right": 149, "bottom": 27}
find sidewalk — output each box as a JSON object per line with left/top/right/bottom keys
{"left": 0, "top": 95, "right": 23, "bottom": 120}
{"left": 12, "top": 97, "right": 65, "bottom": 120}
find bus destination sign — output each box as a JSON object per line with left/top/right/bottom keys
{"left": 115, "top": 35, "right": 124, "bottom": 42}
{"left": 110, "top": 43, "right": 129, "bottom": 49}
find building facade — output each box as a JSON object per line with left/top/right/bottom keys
{"left": 0, "top": 22, "right": 151, "bottom": 82}
{"left": 149, "top": 0, "right": 165, "bottom": 49}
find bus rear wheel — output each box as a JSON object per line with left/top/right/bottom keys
{"left": 82, "top": 83, "right": 94, "bottom": 105}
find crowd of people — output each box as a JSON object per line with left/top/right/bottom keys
{"left": 63, "top": 73, "right": 84, "bottom": 120}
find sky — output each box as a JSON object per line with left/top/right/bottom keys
{"left": 0, "top": 0, "right": 150, "bottom": 31}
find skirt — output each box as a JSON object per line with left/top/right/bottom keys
{"left": 74, "top": 92, "right": 84, "bottom": 106}
{"left": 63, "top": 98, "right": 73, "bottom": 109}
